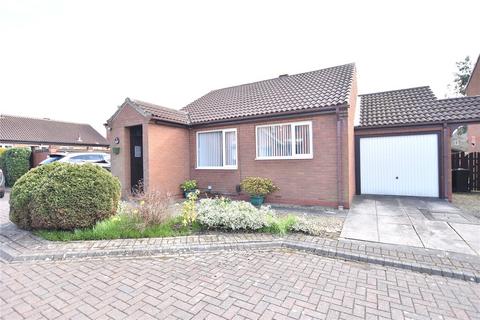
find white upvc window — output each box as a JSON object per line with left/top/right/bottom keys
{"left": 196, "top": 128, "right": 237, "bottom": 169}
{"left": 256, "top": 121, "right": 313, "bottom": 160}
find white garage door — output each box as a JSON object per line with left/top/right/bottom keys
{"left": 360, "top": 134, "right": 439, "bottom": 197}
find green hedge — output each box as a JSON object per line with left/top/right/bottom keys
{"left": 10, "top": 162, "right": 121, "bottom": 230}
{"left": 0, "top": 147, "right": 6, "bottom": 172}
{"left": 3, "top": 147, "right": 31, "bottom": 186}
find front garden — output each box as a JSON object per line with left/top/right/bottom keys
{"left": 9, "top": 163, "right": 343, "bottom": 241}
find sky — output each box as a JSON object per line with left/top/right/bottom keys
{"left": 0, "top": 0, "right": 479, "bottom": 135}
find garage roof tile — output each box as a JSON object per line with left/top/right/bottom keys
{"left": 359, "top": 87, "right": 480, "bottom": 127}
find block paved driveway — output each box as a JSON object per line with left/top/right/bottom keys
{"left": 2, "top": 249, "right": 480, "bottom": 320}
{"left": 1, "top": 193, "right": 480, "bottom": 320}
{"left": 341, "top": 196, "right": 480, "bottom": 256}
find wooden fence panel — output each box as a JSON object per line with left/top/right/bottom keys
{"left": 452, "top": 151, "right": 480, "bottom": 191}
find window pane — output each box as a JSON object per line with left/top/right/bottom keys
{"left": 225, "top": 131, "right": 236, "bottom": 166}
{"left": 87, "top": 154, "right": 103, "bottom": 161}
{"left": 71, "top": 155, "right": 88, "bottom": 162}
{"left": 257, "top": 124, "right": 292, "bottom": 157}
{"left": 198, "top": 131, "right": 223, "bottom": 167}
{"left": 295, "top": 124, "right": 310, "bottom": 155}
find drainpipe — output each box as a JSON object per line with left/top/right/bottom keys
{"left": 142, "top": 122, "right": 149, "bottom": 192}
{"left": 336, "top": 107, "right": 344, "bottom": 209}
{"left": 442, "top": 122, "right": 451, "bottom": 201}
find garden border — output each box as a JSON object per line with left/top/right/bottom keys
{"left": 1, "top": 232, "right": 480, "bottom": 283}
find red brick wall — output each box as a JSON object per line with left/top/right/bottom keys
{"left": 107, "top": 104, "right": 149, "bottom": 196}
{"left": 108, "top": 103, "right": 192, "bottom": 198}
{"left": 345, "top": 73, "right": 358, "bottom": 206}
{"left": 190, "top": 113, "right": 351, "bottom": 207}
{"left": 147, "top": 124, "right": 190, "bottom": 197}
{"left": 31, "top": 150, "right": 48, "bottom": 167}
{"left": 466, "top": 58, "right": 480, "bottom": 96}
{"left": 467, "top": 123, "right": 480, "bottom": 152}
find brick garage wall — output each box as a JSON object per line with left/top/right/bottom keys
{"left": 354, "top": 124, "right": 451, "bottom": 200}
{"left": 190, "top": 113, "right": 350, "bottom": 207}
{"left": 147, "top": 123, "right": 189, "bottom": 197}
{"left": 345, "top": 74, "right": 358, "bottom": 206}
{"left": 31, "top": 149, "right": 49, "bottom": 167}
{"left": 107, "top": 104, "right": 148, "bottom": 196}
{"left": 467, "top": 122, "right": 480, "bottom": 152}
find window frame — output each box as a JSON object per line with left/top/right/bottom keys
{"left": 255, "top": 121, "right": 313, "bottom": 160}
{"left": 196, "top": 128, "right": 238, "bottom": 170}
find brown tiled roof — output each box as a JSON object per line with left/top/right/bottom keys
{"left": 182, "top": 63, "right": 356, "bottom": 124}
{"left": 359, "top": 86, "right": 480, "bottom": 127}
{"left": 434, "top": 96, "right": 480, "bottom": 121}
{"left": 0, "top": 115, "right": 108, "bottom": 146}
{"left": 130, "top": 99, "right": 189, "bottom": 125}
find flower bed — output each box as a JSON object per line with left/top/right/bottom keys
{"left": 35, "top": 196, "right": 342, "bottom": 241}
{"left": 197, "top": 198, "right": 274, "bottom": 231}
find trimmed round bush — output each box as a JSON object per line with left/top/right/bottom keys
{"left": 10, "top": 162, "right": 121, "bottom": 230}
{"left": 3, "top": 147, "right": 31, "bottom": 186}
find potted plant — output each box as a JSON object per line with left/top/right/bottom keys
{"left": 180, "top": 179, "right": 198, "bottom": 198}
{"left": 240, "top": 177, "right": 279, "bottom": 206}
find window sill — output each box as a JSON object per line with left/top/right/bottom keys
{"left": 255, "top": 156, "right": 313, "bottom": 160}
{"left": 195, "top": 167, "right": 238, "bottom": 170}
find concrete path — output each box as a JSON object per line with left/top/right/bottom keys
{"left": 341, "top": 195, "right": 480, "bottom": 256}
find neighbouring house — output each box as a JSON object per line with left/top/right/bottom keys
{"left": 355, "top": 86, "right": 480, "bottom": 200}
{"left": 0, "top": 114, "right": 109, "bottom": 166}
{"left": 106, "top": 63, "right": 358, "bottom": 208}
{"left": 464, "top": 55, "right": 480, "bottom": 153}
{"left": 466, "top": 55, "right": 480, "bottom": 96}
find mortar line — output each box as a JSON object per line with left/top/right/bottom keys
{"left": 448, "top": 221, "right": 479, "bottom": 255}
{"left": 405, "top": 206, "right": 426, "bottom": 249}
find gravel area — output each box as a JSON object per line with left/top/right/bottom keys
{"left": 270, "top": 204, "right": 345, "bottom": 238}
{"left": 453, "top": 192, "right": 480, "bottom": 219}
{"left": 270, "top": 203, "right": 348, "bottom": 218}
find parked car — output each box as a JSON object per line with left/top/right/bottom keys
{"left": 39, "top": 153, "right": 66, "bottom": 165}
{"left": 0, "top": 169, "right": 5, "bottom": 198}
{"left": 40, "top": 152, "right": 111, "bottom": 171}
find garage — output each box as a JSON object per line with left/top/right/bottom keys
{"left": 358, "top": 133, "right": 440, "bottom": 197}
{"left": 356, "top": 86, "right": 480, "bottom": 202}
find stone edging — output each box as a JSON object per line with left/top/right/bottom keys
{"left": 2, "top": 236, "right": 479, "bottom": 283}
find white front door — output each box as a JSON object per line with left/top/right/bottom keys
{"left": 360, "top": 134, "right": 439, "bottom": 197}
